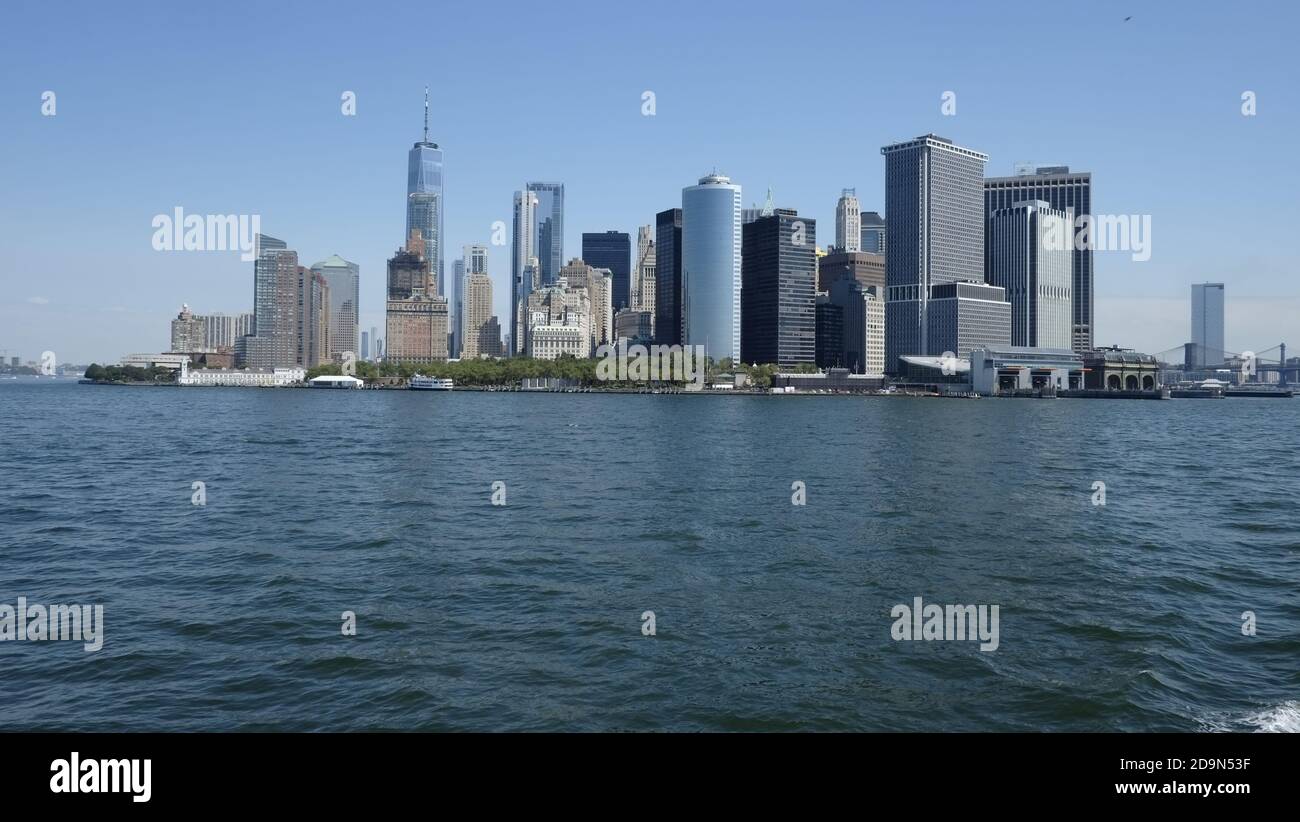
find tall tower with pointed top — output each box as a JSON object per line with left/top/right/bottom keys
{"left": 406, "top": 87, "right": 445, "bottom": 298}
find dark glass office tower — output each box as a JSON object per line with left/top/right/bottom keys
{"left": 984, "top": 166, "right": 1092, "bottom": 352}
{"left": 581, "top": 231, "right": 631, "bottom": 310}
{"left": 740, "top": 209, "right": 816, "bottom": 367}
{"left": 654, "top": 208, "right": 683, "bottom": 345}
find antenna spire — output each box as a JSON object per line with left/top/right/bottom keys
{"left": 423, "top": 86, "right": 429, "bottom": 143}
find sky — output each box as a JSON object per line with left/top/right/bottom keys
{"left": 1, "top": 0, "right": 1297, "bottom": 365}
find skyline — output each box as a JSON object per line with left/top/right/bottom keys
{"left": 2, "top": 0, "right": 1298, "bottom": 364}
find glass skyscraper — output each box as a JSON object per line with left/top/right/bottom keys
{"left": 682, "top": 173, "right": 742, "bottom": 362}
{"left": 582, "top": 231, "right": 631, "bottom": 311}
{"left": 407, "top": 89, "right": 444, "bottom": 297}
{"left": 1190, "top": 282, "right": 1226, "bottom": 368}
{"left": 526, "top": 182, "right": 564, "bottom": 286}
{"left": 986, "top": 201, "right": 1073, "bottom": 350}
{"left": 654, "top": 208, "right": 683, "bottom": 346}
{"left": 741, "top": 210, "right": 816, "bottom": 367}
{"left": 310, "top": 255, "right": 360, "bottom": 359}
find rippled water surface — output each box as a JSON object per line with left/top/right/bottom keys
{"left": 2, "top": 378, "right": 1297, "bottom": 731}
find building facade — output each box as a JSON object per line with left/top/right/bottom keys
{"left": 741, "top": 209, "right": 816, "bottom": 367}
{"left": 310, "top": 255, "right": 359, "bottom": 359}
{"left": 859, "top": 211, "right": 886, "bottom": 255}
{"left": 170, "top": 304, "right": 207, "bottom": 352}
{"left": 407, "top": 90, "right": 445, "bottom": 296}
{"left": 984, "top": 166, "right": 1093, "bottom": 352}
{"left": 582, "top": 231, "right": 631, "bottom": 313}
{"left": 816, "top": 250, "right": 886, "bottom": 294}
{"left": 882, "top": 134, "right": 990, "bottom": 372}
{"left": 248, "top": 234, "right": 299, "bottom": 369}
{"left": 835, "top": 188, "right": 861, "bottom": 252}
{"left": 986, "top": 200, "right": 1073, "bottom": 349}
{"left": 527, "top": 182, "right": 565, "bottom": 286}
{"left": 682, "top": 173, "right": 742, "bottom": 362}
{"left": 654, "top": 208, "right": 683, "bottom": 345}
{"left": 462, "top": 271, "right": 495, "bottom": 359}
{"left": 1190, "top": 282, "right": 1226, "bottom": 368}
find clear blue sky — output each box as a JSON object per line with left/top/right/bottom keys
{"left": 2, "top": 0, "right": 1297, "bottom": 364}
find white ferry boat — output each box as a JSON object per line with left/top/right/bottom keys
{"left": 409, "top": 375, "right": 453, "bottom": 391}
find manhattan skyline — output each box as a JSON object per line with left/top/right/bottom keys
{"left": 2, "top": 0, "right": 1297, "bottom": 364}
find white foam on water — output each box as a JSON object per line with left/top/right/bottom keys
{"left": 1242, "top": 701, "right": 1300, "bottom": 733}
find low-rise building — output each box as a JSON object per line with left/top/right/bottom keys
{"left": 178, "top": 364, "right": 306, "bottom": 387}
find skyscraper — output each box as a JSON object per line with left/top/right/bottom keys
{"left": 170, "top": 304, "right": 206, "bottom": 352}
{"left": 511, "top": 189, "right": 538, "bottom": 355}
{"left": 835, "top": 189, "right": 861, "bottom": 252}
{"left": 407, "top": 88, "right": 445, "bottom": 296}
{"left": 310, "top": 255, "right": 360, "bottom": 359}
{"left": 682, "top": 173, "right": 742, "bottom": 362}
{"left": 985, "top": 166, "right": 1093, "bottom": 352}
{"left": 385, "top": 230, "right": 448, "bottom": 364}
{"left": 859, "top": 211, "right": 887, "bottom": 255}
{"left": 456, "top": 244, "right": 487, "bottom": 359}
{"left": 986, "top": 200, "right": 1073, "bottom": 350}
{"left": 450, "top": 258, "right": 464, "bottom": 357}
{"left": 463, "top": 271, "right": 495, "bottom": 360}
{"left": 881, "top": 134, "right": 991, "bottom": 371}
{"left": 297, "top": 266, "right": 331, "bottom": 367}
{"left": 654, "top": 208, "right": 683, "bottom": 345}
{"left": 527, "top": 182, "right": 565, "bottom": 285}
{"left": 741, "top": 209, "right": 816, "bottom": 367}
{"left": 633, "top": 225, "right": 656, "bottom": 317}
{"left": 582, "top": 231, "right": 631, "bottom": 311}
{"left": 1190, "top": 282, "right": 1226, "bottom": 368}
{"left": 247, "top": 234, "right": 299, "bottom": 368}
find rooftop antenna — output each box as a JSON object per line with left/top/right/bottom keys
{"left": 423, "top": 86, "right": 430, "bottom": 143}
{"left": 760, "top": 186, "right": 775, "bottom": 217}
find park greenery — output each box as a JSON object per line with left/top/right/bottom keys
{"left": 305, "top": 356, "right": 798, "bottom": 389}
{"left": 82, "top": 363, "right": 177, "bottom": 384}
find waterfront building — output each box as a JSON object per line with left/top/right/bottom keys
{"left": 970, "top": 347, "right": 1084, "bottom": 395}
{"left": 682, "top": 173, "right": 742, "bottom": 362}
{"left": 859, "top": 211, "right": 886, "bottom": 255}
{"left": 986, "top": 200, "right": 1073, "bottom": 350}
{"left": 740, "top": 209, "right": 816, "bottom": 368}
{"left": 882, "top": 134, "right": 992, "bottom": 372}
{"left": 1084, "top": 347, "right": 1161, "bottom": 390}
{"left": 835, "top": 188, "right": 861, "bottom": 252}
{"left": 528, "top": 324, "right": 588, "bottom": 360}
{"left": 247, "top": 234, "right": 299, "bottom": 369}
{"left": 654, "top": 208, "right": 683, "bottom": 345}
{"left": 1189, "top": 282, "right": 1226, "bottom": 368}
{"left": 177, "top": 363, "right": 306, "bottom": 387}
{"left": 170, "top": 304, "right": 207, "bottom": 352}
{"left": 582, "top": 231, "right": 631, "bottom": 312}
{"left": 407, "top": 88, "right": 444, "bottom": 296}
{"left": 985, "top": 165, "right": 1093, "bottom": 352}
{"left": 297, "top": 266, "right": 331, "bottom": 368}
{"left": 310, "top": 255, "right": 359, "bottom": 359}
{"left": 771, "top": 368, "right": 885, "bottom": 392}
{"left": 923, "top": 280, "right": 1012, "bottom": 357}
